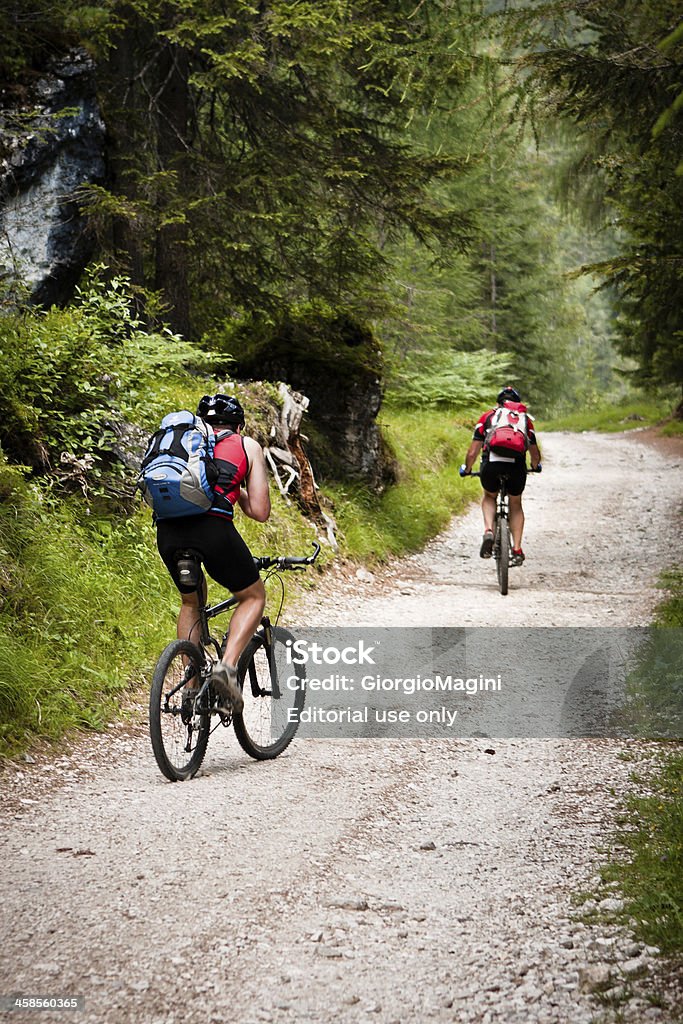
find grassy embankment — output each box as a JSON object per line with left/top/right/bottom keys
{"left": 328, "top": 407, "right": 475, "bottom": 559}
{"left": 0, "top": 404, "right": 473, "bottom": 759}
{"left": 603, "top": 570, "right": 683, "bottom": 956}
{"left": 540, "top": 397, "right": 682, "bottom": 435}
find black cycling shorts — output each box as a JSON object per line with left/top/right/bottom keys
{"left": 479, "top": 458, "right": 527, "bottom": 496}
{"left": 156, "top": 514, "right": 260, "bottom": 594}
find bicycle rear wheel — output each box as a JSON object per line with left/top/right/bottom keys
{"left": 149, "top": 640, "right": 210, "bottom": 781}
{"left": 233, "top": 627, "right": 306, "bottom": 760}
{"left": 496, "top": 517, "right": 510, "bottom": 596}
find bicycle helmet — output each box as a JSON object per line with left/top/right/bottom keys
{"left": 196, "top": 393, "right": 245, "bottom": 427}
{"left": 497, "top": 385, "right": 521, "bottom": 405}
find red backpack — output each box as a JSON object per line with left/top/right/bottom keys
{"left": 485, "top": 401, "right": 530, "bottom": 456}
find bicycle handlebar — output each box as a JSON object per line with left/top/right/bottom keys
{"left": 254, "top": 541, "right": 321, "bottom": 572}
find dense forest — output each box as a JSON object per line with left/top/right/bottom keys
{"left": 2, "top": 0, "right": 681, "bottom": 428}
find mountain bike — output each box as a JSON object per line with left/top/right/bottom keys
{"left": 149, "top": 542, "right": 320, "bottom": 781}
{"left": 464, "top": 468, "right": 540, "bottom": 596}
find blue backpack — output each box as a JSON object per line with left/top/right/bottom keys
{"left": 138, "top": 411, "right": 229, "bottom": 519}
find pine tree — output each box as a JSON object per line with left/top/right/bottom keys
{"left": 382, "top": 57, "right": 585, "bottom": 409}
{"left": 80, "top": 0, "right": 481, "bottom": 338}
{"left": 504, "top": 0, "right": 683, "bottom": 405}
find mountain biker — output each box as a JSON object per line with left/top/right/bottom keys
{"left": 155, "top": 394, "right": 271, "bottom": 714}
{"left": 460, "top": 386, "right": 541, "bottom": 566}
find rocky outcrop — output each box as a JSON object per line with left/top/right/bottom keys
{"left": 0, "top": 50, "right": 105, "bottom": 306}
{"left": 232, "top": 315, "right": 396, "bottom": 490}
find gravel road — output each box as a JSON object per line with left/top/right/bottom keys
{"left": 2, "top": 431, "right": 682, "bottom": 1024}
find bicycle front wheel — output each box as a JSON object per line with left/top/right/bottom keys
{"left": 149, "top": 640, "right": 210, "bottom": 781}
{"left": 233, "top": 627, "right": 306, "bottom": 760}
{"left": 496, "top": 517, "right": 510, "bottom": 596}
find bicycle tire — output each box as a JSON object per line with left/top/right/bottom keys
{"left": 233, "top": 627, "right": 306, "bottom": 760}
{"left": 496, "top": 516, "right": 510, "bottom": 596}
{"left": 149, "top": 639, "right": 211, "bottom": 781}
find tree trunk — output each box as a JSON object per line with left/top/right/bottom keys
{"left": 490, "top": 242, "right": 497, "bottom": 337}
{"left": 153, "top": 39, "right": 191, "bottom": 338}
{"left": 102, "top": 14, "right": 148, "bottom": 293}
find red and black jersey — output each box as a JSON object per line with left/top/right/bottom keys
{"left": 209, "top": 431, "right": 249, "bottom": 518}
{"left": 473, "top": 408, "right": 537, "bottom": 447}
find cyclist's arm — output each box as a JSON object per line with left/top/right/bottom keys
{"left": 464, "top": 439, "right": 483, "bottom": 473}
{"left": 528, "top": 442, "right": 541, "bottom": 470}
{"left": 237, "top": 436, "right": 271, "bottom": 522}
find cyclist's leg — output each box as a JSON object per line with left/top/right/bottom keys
{"left": 506, "top": 462, "right": 528, "bottom": 553}
{"left": 222, "top": 578, "right": 266, "bottom": 667}
{"left": 478, "top": 462, "right": 500, "bottom": 530}
{"left": 206, "top": 580, "right": 265, "bottom": 715}
{"left": 197, "top": 519, "right": 264, "bottom": 712}
{"left": 156, "top": 523, "right": 207, "bottom": 680}
{"left": 177, "top": 574, "right": 207, "bottom": 648}
{"left": 477, "top": 489, "right": 496, "bottom": 557}
{"left": 481, "top": 490, "right": 497, "bottom": 534}
{"left": 478, "top": 462, "right": 499, "bottom": 557}
{"left": 509, "top": 494, "right": 525, "bottom": 551}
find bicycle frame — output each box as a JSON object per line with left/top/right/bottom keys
{"left": 163, "top": 541, "right": 322, "bottom": 712}
{"left": 494, "top": 476, "right": 511, "bottom": 550}
{"left": 163, "top": 600, "right": 285, "bottom": 714}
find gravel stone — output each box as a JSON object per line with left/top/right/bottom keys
{"left": 599, "top": 898, "right": 626, "bottom": 913}
{"left": 578, "top": 965, "right": 614, "bottom": 993}
{"left": 620, "top": 957, "right": 649, "bottom": 977}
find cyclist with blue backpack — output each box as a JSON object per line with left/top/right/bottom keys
{"left": 140, "top": 394, "right": 270, "bottom": 714}
{"left": 460, "top": 386, "right": 542, "bottom": 566}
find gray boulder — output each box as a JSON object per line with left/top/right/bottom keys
{"left": 0, "top": 49, "right": 105, "bottom": 305}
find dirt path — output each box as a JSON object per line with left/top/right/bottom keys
{"left": 2, "top": 431, "right": 682, "bottom": 1024}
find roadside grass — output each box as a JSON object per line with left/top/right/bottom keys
{"left": 617, "top": 570, "right": 683, "bottom": 737}
{"left": 602, "top": 569, "right": 683, "bottom": 957}
{"left": 653, "top": 569, "right": 683, "bottom": 628}
{"left": 326, "top": 408, "right": 475, "bottom": 560}
{"left": 658, "top": 418, "right": 683, "bottom": 438}
{"left": 602, "top": 749, "right": 683, "bottom": 955}
{"left": 0, "top": 478, "right": 173, "bottom": 757}
{"left": 540, "top": 399, "right": 675, "bottom": 433}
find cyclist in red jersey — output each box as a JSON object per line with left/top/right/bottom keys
{"left": 461, "top": 386, "right": 542, "bottom": 566}
{"left": 156, "top": 394, "right": 270, "bottom": 713}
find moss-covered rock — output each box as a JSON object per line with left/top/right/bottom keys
{"left": 218, "top": 307, "right": 395, "bottom": 490}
